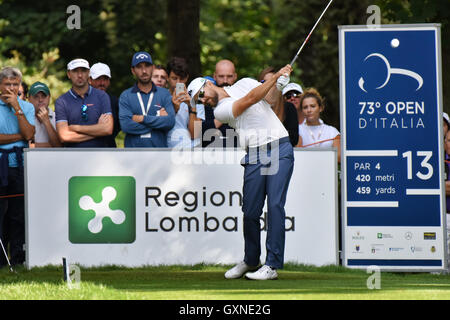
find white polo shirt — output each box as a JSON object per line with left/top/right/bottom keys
{"left": 214, "top": 78, "right": 288, "bottom": 149}
{"left": 298, "top": 121, "right": 340, "bottom": 148}
{"left": 34, "top": 108, "right": 56, "bottom": 144}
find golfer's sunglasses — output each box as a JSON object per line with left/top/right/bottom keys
{"left": 196, "top": 87, "right": 205, "bottom": 104}
{"left": 81, "top": 104, "right": 88, "bottom": 121}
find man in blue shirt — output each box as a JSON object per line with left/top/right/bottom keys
{"left": 0, "top": 67, "right": 35, "bottom": 268}
{"left": 55, "top": 58, "right": 113, "bottom": 148}
{"left": 119, "top": 51, "right": 175, "bottom": 147}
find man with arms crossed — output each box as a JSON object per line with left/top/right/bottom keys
{"left": 188, "top": 64, "right": 293, "bottom": 280}
{"left": 55, "top": 58, "right": 113, "bottom": 147}
{"left": 119, "top": 51, "right": 175, "bottom": 147}
{"left": 89, "top": 62, "right": 121, "bottom": 147}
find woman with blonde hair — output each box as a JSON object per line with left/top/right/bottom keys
{"left": 296, "top": 88, "right": 340, "bottom": 162}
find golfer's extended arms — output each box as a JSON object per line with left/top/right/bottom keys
{"left": 232, "top": 65, "right": 292, "bottom": 118}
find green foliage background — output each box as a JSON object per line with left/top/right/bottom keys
{"left": 0, "top": 0, "right": 448, "bottom": 130}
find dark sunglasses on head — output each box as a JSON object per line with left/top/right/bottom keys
{"left": 81, "top": 104, "right": 88, "bottom": 121}
{"left": 284, "top": 92, "right": 301, "bottom": 99}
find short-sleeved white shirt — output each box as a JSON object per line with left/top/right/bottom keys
{"left": 34, "top": 108, "right": 56, "bottom": 144}
{"left": 298, "top": 121, "right": 340, "bottom": 148}
{"left": 214, "top": 78, "right": 288, "bottom": 149}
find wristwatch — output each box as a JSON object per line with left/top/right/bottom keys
{"left": 15, "top": 109, "right": 24, "bottom": 116}
{"left": 188, "top": 106, "right": 197, "bottom": 115}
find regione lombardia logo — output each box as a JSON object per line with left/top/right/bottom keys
{"left": 69, "top": 176, "right": 136, "bottom": 243}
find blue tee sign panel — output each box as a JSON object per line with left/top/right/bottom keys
{"left": 339, "top": 24, "right": 446, "bottom": 271}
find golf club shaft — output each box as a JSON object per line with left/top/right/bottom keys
{"left": 290, "top": 0, "right": 334, "bottom": 66}
{"left": 0, "top": 237, "right": 13, "bottom": 272}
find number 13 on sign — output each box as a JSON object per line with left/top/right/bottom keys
{"left": 402, "top": 151, "right": 433, "bottom": 180}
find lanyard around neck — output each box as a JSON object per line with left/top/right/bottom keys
{"left": 137, "top": 92, "right": 154, "bottom": 116}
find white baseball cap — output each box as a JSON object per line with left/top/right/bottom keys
{"left": 444, "top": 112, "right": 449, "bottom": 125}
{"left": 67, "top": 58, "right": 90, "bottom": 71}
{"left": 90, "top": 62, "right": 111, "bottom": 79}
{"left": 187, "top": 77, "right": 208, "bottom": 108}
{"left": 282, "top": 83, "right": 303, "bottom": 96}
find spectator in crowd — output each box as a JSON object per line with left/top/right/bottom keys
{"left": 296, "top": 88, "right": 340, "bottom": 162}
{"left": 28, "top": 81, "right": 62, "bottom": 147}
{"left": 443, "top": 112, "right": 449, "bottom": 137}
{"left": 188, "top": 64, "right": 294, "bottom": 280}
{"left": 0, "top": 67, "right": 35, "bottom": 268}
{"left": 166, "top": 57, "right": 204, "bottom": 148}
{"left": 444, "top": 129, "right": 450, "bottom": 266}
{"left": 18, "top": 82, "right": 28, "bottom": 101}
{"left": 202, "top": 59, "right": 239, "bottom": 148}
{"left": 152, "top": 65, "right": 169, "bottom": 88}
{"left": 282, "top": 82, "right": 304, "bottom": 126}
{"left": 55, "top": 58, "right": 113, "bottom": 147}
{"left": 445, "top": 129, "right": 450, "bottom": 213}
{"left": 213, "top": 59, "right": 237, "bottom": 87}
{"left": 258, "top": 67, "right": 299, "bottom": 146}
{"left": 119, "top": 51, "right": 175, "bottom": 147}
{"left": 89, "top": 62, "right": 120, "bottom": 147}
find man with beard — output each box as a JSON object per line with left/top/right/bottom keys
{"left": 187, "top": 64, "right": 294, "bottom": 280}
{"left": 89, "top": 62, "right": 120, "bottom": 147}
{"left": 213, "top": 59, "right": 237, "bottom": 87}
{"left": 202, "top": 59, "right": 239, "bottom": 148}
{"left": 119, "top": 51, "right": 175, "bottom": 147}
{"left": 55, "top": 58, "right": 113, "bottom": 148}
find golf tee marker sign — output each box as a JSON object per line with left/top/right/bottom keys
{"left": 339, "top": 24, "right": 446, "bottom": 271}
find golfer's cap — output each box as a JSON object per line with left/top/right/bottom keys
{"left": 282, "top": 83, "right": 303, "bottom": 96}
{"left": 29, "top": 81, "right": 50, "bottom": 96}
{"left": 131, "top": 51, "right": 153, "bottom": 67}
{"left": 444, "top": 112, "right": 450, "bottom": 125}
{"left": 187, "top": 77, "right": 208, "bottom": 108}
{"left": 67, "top": 58, "right": 90, "bottom": 71}
{"left": 90, "top": 63, "right": 111, "bottom": 79}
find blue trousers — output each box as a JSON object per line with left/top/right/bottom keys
{"left": 0, "top": 167, "right": 25, "bottom": 267}
{"left": 241, "top": 137, "right": 294, "bottom": 269}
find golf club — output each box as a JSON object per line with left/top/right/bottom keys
{"left": 0, "top": 237, "right": 14, "bottom": 273}
{"left": 289, "top": 0, "right": 334, "bottom": 66}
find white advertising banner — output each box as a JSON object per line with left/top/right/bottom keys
{"left": 25, "top": 148, "right": 338, "bottom": 268}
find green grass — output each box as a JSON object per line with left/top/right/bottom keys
{"left": 1, "top": 263, "right": 450, "bottom": 300}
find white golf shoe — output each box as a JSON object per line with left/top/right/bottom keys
{"left": 245, "top": 265, "right": 278, "bottom": 280}
{"left": 225, "top": 261, "right": 258, "bottom": 279}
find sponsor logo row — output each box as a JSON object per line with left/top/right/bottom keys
{"left": 353, "top": 244, "right": 437, "bottom": 254}
{"left": 351, "top": 231, "right": 436, "bottom": 241}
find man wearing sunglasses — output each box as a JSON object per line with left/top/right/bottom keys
{"left": 187, "top": 64, "right": 294, "bottom": 280}
{"left": 55, "top": 58, "right": 113, "bottom": 147}
{"left": 282, "top": 83, "right": 304, "bottom": 125}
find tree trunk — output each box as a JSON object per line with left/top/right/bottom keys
{"left": 167, "top": 0, "right": 201, "bottom": 80}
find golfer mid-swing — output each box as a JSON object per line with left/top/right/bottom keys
{"left": 187, "top": 64, "right": 294, "bottom": 280}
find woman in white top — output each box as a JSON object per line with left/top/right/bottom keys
{"left": 296, "top": 88, "right": 340, "bottom": 162}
